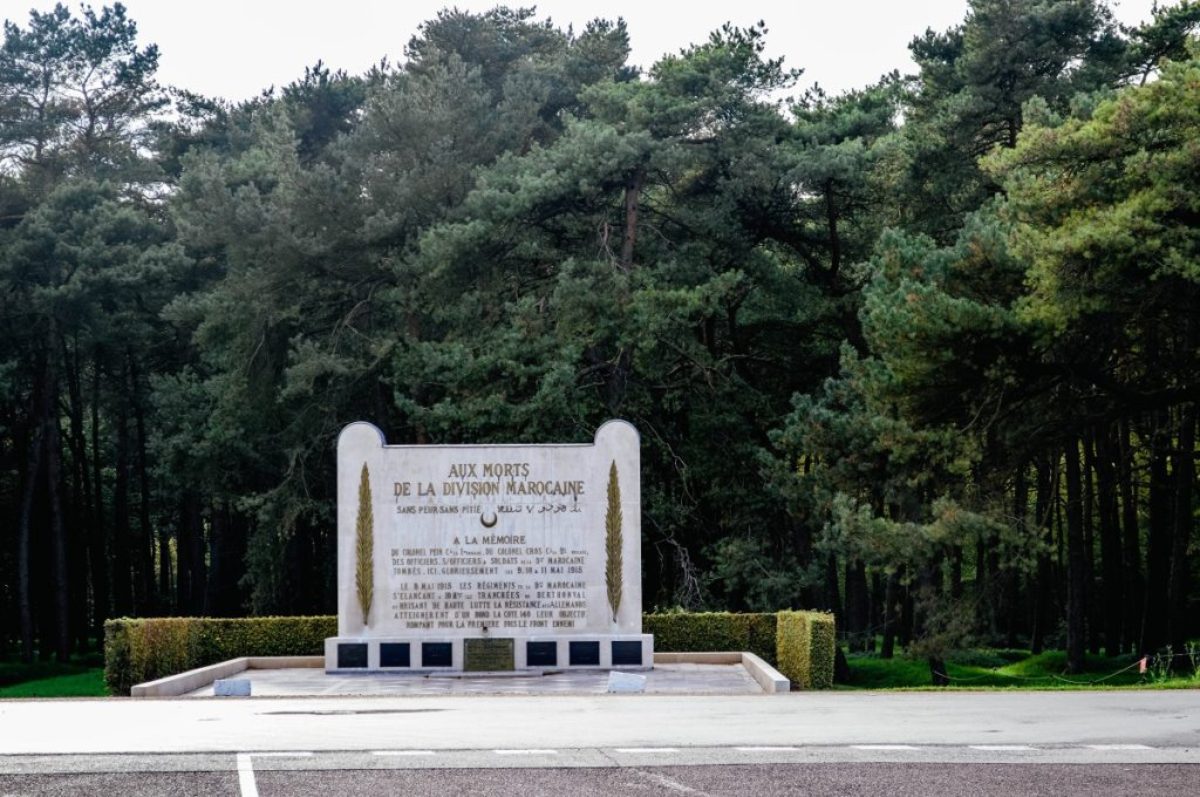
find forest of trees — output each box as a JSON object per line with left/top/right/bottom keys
{"left": 1, "top": 1, "right": 1197, "bottom": 678}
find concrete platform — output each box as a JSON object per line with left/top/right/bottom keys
{"left": 184, "top": 662, "right": 764, "bottom": 697}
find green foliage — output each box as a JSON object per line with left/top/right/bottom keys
{"left": 0, "top": 2, "right": 166, "bottom": 187}
{"left": 5, "top": 2, "right": 1200, "bottom": 673}
{"left": 776, "top": 610, "right": 836, "bottom": 689}
{"left": 705, "top": 536, "right": 809, "bottom": 612}
{"left": 636, "top": 612, "right": 779, "bottom": 664}
{"left": 991, "top": 51, "right": 1200, "bottom": 349}
{"left": 901, "top": 0, "right": 1125, "bottom": 236}
{"left": 103, "top": 616, "right": 335, "bottom": 695}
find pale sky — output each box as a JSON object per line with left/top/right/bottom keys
{"left": 3, "top": 0, "right": 1166, "bottom": 100}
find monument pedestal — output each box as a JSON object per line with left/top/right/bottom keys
{"left": 324, "top": 633, "right": 654, "bottom": 673}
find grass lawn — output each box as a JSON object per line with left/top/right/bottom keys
{"left": 843, "top": 647, "right": 1200, "bottom": 690}
{"left": 0, "top": 668, "right": 107, "bottom": 698}
{"left": 0, "top": 650, "right": 108, "bottom": 698}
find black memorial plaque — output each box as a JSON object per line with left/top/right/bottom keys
{"left": 380, "top": 642, "right": 410, "bottom": 667}
{"left": 611, "top": 641, "right": 643, "bottom": 666}
{"left": 569, "top": 640, "right": 601, "bottom": 666}
{"left": 464, "top": 638, "right": 515, "bottom": 671}
{"left": 337, "top": 643, "right": 368, "bottom": 669}
{"left": 422, "top": 642, "right": 453, "bottom": 668}
{"left": 526, "top": 641, "right": 557, "bottom": 667}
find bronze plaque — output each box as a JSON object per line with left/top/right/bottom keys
{"left": 464, "top": 637, "right": 515, "bottom": 671}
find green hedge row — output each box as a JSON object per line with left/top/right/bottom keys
{"left": 643, "top": 612, "right": 778, "bottom": 664}
{"left": 104, "top": 616, "right": 334, "bottom": 696}
{"left": 104, "top": 610, "right": 836, "bottom": 694}
{"left": 775, "top": 610, "right": 836, "bottom": 689}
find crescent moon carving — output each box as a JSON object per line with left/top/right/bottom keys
{"left": 480, "top": 511, "right": 498, "bottom": 528}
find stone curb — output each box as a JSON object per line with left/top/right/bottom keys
{"left": 130, "top": 656, "right": 323, "bottom": 697}
{"left": 130, "top": 652, "right": 788, "bottom": 697}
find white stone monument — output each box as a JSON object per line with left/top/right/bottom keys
{"left": 324, "top": 420, "right": 653, "bottom": 672}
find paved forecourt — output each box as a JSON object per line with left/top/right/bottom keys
{"left": 184, "top": 661, "right": 763, "bottom": 697}
{"left": 3, "top": 690, "right": 1197, "bottom": 796}
{"left": 2, "top": 690, "right": 1198, "bottom": 757}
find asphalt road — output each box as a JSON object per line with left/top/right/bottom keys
{"left": 1, "top": 690, "right": 1197, "bottom": 795}
{"left": 1, "top": 761, "right": 1197, "bottom": 797}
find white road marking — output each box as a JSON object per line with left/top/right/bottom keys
{"left": 1086, "top": 744, "right": 1153, "bottom": 750}
{"left": 372, "top": 750, "right": 435, "bottom": 756}
{"left": 493, "top": 748, "right": 558, "bottom": 755}
{"left": 236, "top": 753, "right": 256, "bottom": 797}
{"left": 970, "top": 745, "right": 1038, "bottom": 751}
{"left": 852, "top": 745, "right": 919, "bottom": 750}
{"left": 736, "top": 746, "right": 800, "bottom": 752}
{"left": 615, "top": 747, "right": 681, "bottom": 753}
{"left": 236, "top": 752, "right": 312, "bottom": 797}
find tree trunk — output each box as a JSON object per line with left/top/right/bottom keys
{"left": 45, "top": 409, "right": 71, "bottom": 663}
{"left": 823, "top": 552, "right": 843, "bottom": 620}
{"left": 176, "top": 493, "right": 208, "bottom": 614}
{"left": 1142, "top": 412, "right": 1173, "bottom": 654}
{"left": 89, "top": 348, "right": 108, "bottom": 636}
{"left": 880, "top": 571, "right": 898, "bottom": 659}
{"left": 949, "top": 546, "right": 963, "bottom": 600}
{"left": 16, "top": 412, "right": 45, "bottom": 663}
{"left": 899, "top": 579, "right": 914, "bottom": 649}
{"left": 189, "top": 496, "right": 208, "bottom": 612}
{"left": 1167, "top": 405, "right": 1194, "bottom": 658}
{"left": 1117, "top": 419, "right": 1142, "bottom": 653}
{"left": 1082, "top": 431, "right": 1100, "bottom": 656}
{"left": 619, "top": 169, "right": 643, "bottom": 273}
{"left": 869, "top": 570, "right": 882, "bottom": 654}
{"left": 62, "top": 335, "right": 91, "bottom": 650}
{"left": 112, "top": 403, "right": 133, "bottom": 616}
{"left": 129, "top": 353, "right": 157, "bottom": 613}
{"left": 206, "top": 503, "right": 247, "bottom": 615}
{"left": 1006, "top": 464, "right": 1026, "bottom": 648}
{"left": 974, "top": 540, "right": 987, "bottom": 600}
{"left": 1093, "top": 425, "right": 1123, "bottom": 656}
{"left": 917, "top": 559, "right": 947, "bottom": 686}
{"left": 1064, "top": 439, "right": 1087, "bottom": 674}
{"left": 1030, "top": 455, "right": 1053, "bottom": 655}
{"left": 824, "top": 179, "right": 843, "bottom": 281}
{"left": 845, "top": 559, "right": 870, "bottom": 652}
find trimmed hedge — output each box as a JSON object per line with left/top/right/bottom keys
{"left": 105, "top": 610, "right": 835, "bottom": 694}
{"left": 104, "top": 616, "right": 334, "bottom": 696}
{"left": 775, "top": 610, "right": 836, "bottom": 689}
{"left": 643, "top": 612, "right": 778, "bottom": 664}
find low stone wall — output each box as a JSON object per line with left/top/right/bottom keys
{"left": 129, "top": 651, "right": 788, "bottom": 697}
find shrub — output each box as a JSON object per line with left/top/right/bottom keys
{"left": 104, "top": 616, "right": 335, "bottom": 695}
{"left": 643, "top": 611, "right": 778, "bottom": 664}
{"left": 104, "top": 611, "right": 835, "bottom": 694}
{"left": 776, "top": 610, "right": 836, "bottom": 689}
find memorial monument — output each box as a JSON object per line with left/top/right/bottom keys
{"left": 324, "top": 420, "right": 653, "bottom": 672}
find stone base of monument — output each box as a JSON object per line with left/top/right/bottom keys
{"left": 323, "top": 633, "right": 654, "bottom": 674}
